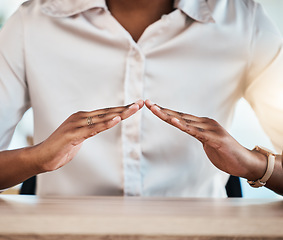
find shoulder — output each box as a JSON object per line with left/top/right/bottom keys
{"left": 206, "top": 0, "right": 271, "bottom": 32}
{"left": 18, "top": 0, "right": 48, "bottom": 17}
{"left": 207, "top": 0, "right": 258, "bottom": 18}
{"left": 207, "top": 0, "right": 258, "bottom": 10}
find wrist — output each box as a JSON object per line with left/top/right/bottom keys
{"left": 243, "top": 148, "right": 268, "bottom": 181}
{"left": 246, "top": 146, "right": 276, "bottom": 188}
{"left": 22, "top": 144, "right": 47, "bottom": 175}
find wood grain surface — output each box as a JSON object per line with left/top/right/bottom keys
{"left": 0, "top": 195, "right": 283, "bottom": 240}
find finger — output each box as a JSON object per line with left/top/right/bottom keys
{"left": 172, "top": 117, "right": 223, "bottom": 146}
{"left": 87, "top": 100, "right": 144, "bottom": 117}
{"left": 119, "top": 102, "right": 140, "bottom": 120}
{"left": 88, "top": 116, "right": 122, "bottom": 136}
{"left": 135, "top": 99, "right": 145, "bottom": 109}
{"left": 145, "top": 99, "right": 200, "bottom": 122}
{"left": 174, "top": 117, "right": 219, "bottom": 131}
{"left": 92, "top": 103, "right": 139, "bottom": 122}
{"left": 82, "top": 112, "right": 122, "bottom": 127}
{"left": 70, "top": 100, "right": 144, "bottom": 127}
{"left": 145, "top": 99, "right": 154, "bottom": 109}
{"left": 75, "top": 104, "right": 139, "bottom": 127}
{"left": 88, "top": 105, "right": 129, "bottom": 116}
{"left": 148, "top": 104, "right": 199, "bottom": 129}
{"left": 79, "top": 101, "right": 141, "bottom": 139}
{"left": 158, "top": 106, "right": 202, "bottom": 123}
{"left": 150, "top": 104, "right": 174, "bottom": 124}
{"left": 78, "top": 116, "right": 122, "bottom": 140}
{"left": 102, "top": 100, "right": 143, "bottom": 121}
{"left": 171, "top": 118, "right": 208, "bottom": 143}
{"left": 146, "top": 100, "right": 221, "bottom": 137}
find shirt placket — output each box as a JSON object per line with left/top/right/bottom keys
{"left": 122, "top": 41, "right": 145, "bottom": 196}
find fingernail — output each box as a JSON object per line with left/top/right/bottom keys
{"left": 173, "top": 118, "right": 180, "bottom": 123}
{"left": 152, "top": 105, "right": 160, "bottom": 111}
{"left": 112, "top": 116, "right": 121, "bottom": 121}
{"left": 129, "top": 103, "right": 137, "bottom": 109}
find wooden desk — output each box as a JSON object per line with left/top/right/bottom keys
{"left": 0, "top": 195, "right": 283, "bottom": 240}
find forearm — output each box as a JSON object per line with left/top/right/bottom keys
{"left": 0, "top": 145, "right": 42, "bottom": 190}
{"left": 263, "top": 155, "right": 283, "bottom": 195}
{"left": 0, "top": 101, "right": 143, "bottom": 191}
{"left": 240, "top": 149, "right": 283, "bottom": 195}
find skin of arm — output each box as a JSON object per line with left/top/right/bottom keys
{"left": 0, "top": 100, "right": 144, "bottom": 190}
{"left": 145, "top": 99, "right": 283, "bottom": 195}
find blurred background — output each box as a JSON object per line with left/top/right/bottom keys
{"left": 0, "top": 0, "right": 282, "bottom": 198}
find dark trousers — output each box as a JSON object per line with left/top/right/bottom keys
{"left": 21, "top": 175, "right": 242, "bottom": 197}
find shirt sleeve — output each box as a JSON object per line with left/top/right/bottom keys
{"left": 0, "top": 7, "right": 30, "bottom": 150}
{"left": 244, "top": 2, "right": 283, "bottom": 153}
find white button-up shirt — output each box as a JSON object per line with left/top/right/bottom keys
{"left": 0, "top": 0, "right": 283, "bottom": 197}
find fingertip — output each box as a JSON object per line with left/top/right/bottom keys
{"left": 129, "top": 100, "right": 144, "bottom": 110}
{"left": 112, "top": 116, "right": 121, "bottom": 122}
{"left": 136, "top": 99, "right": 144, "bottom": 109}
{"left": 129, "top": 103, "right": 139, "bottom": 110}
{"left": 145, "top": 99, "right": 153, "bottom": 108}
{"left": 151, "top": 105, "right": 161, "bottom": 112}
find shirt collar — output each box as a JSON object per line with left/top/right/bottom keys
{"left": 174, "top": 0, "right": 214, "bottom": 23}
{"left": 41, "top": 0, "right": 107, "bottom": 17}
{"left": 41, "top": 0, "right": 214, "bottom": 23}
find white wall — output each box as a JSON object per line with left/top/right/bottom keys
{"left": 0, "top": 0, "right": 27, "bottom": 24}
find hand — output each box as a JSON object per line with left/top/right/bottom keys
{"left": 34, "top": 100, "right": 144, "bottom": 173}
{"left": 145, "top": 100, "right": 266, "bottom": 180}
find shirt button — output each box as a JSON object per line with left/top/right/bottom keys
{"left": 130, "top": 150, "right": 139, "bottom": 160}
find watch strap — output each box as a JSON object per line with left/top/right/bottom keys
{"left": 247, "top": 146, "right": 276, "bottom": 188}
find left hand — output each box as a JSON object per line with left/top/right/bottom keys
{"left": 145, "top": 100, "right": 266, "bottom": 180}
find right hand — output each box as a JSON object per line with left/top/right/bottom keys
{"left": 144, "top": 100, "right": 266, "bottom": 180}
{"left": 33, "top": 100, "right": 144, "bottom": 173}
